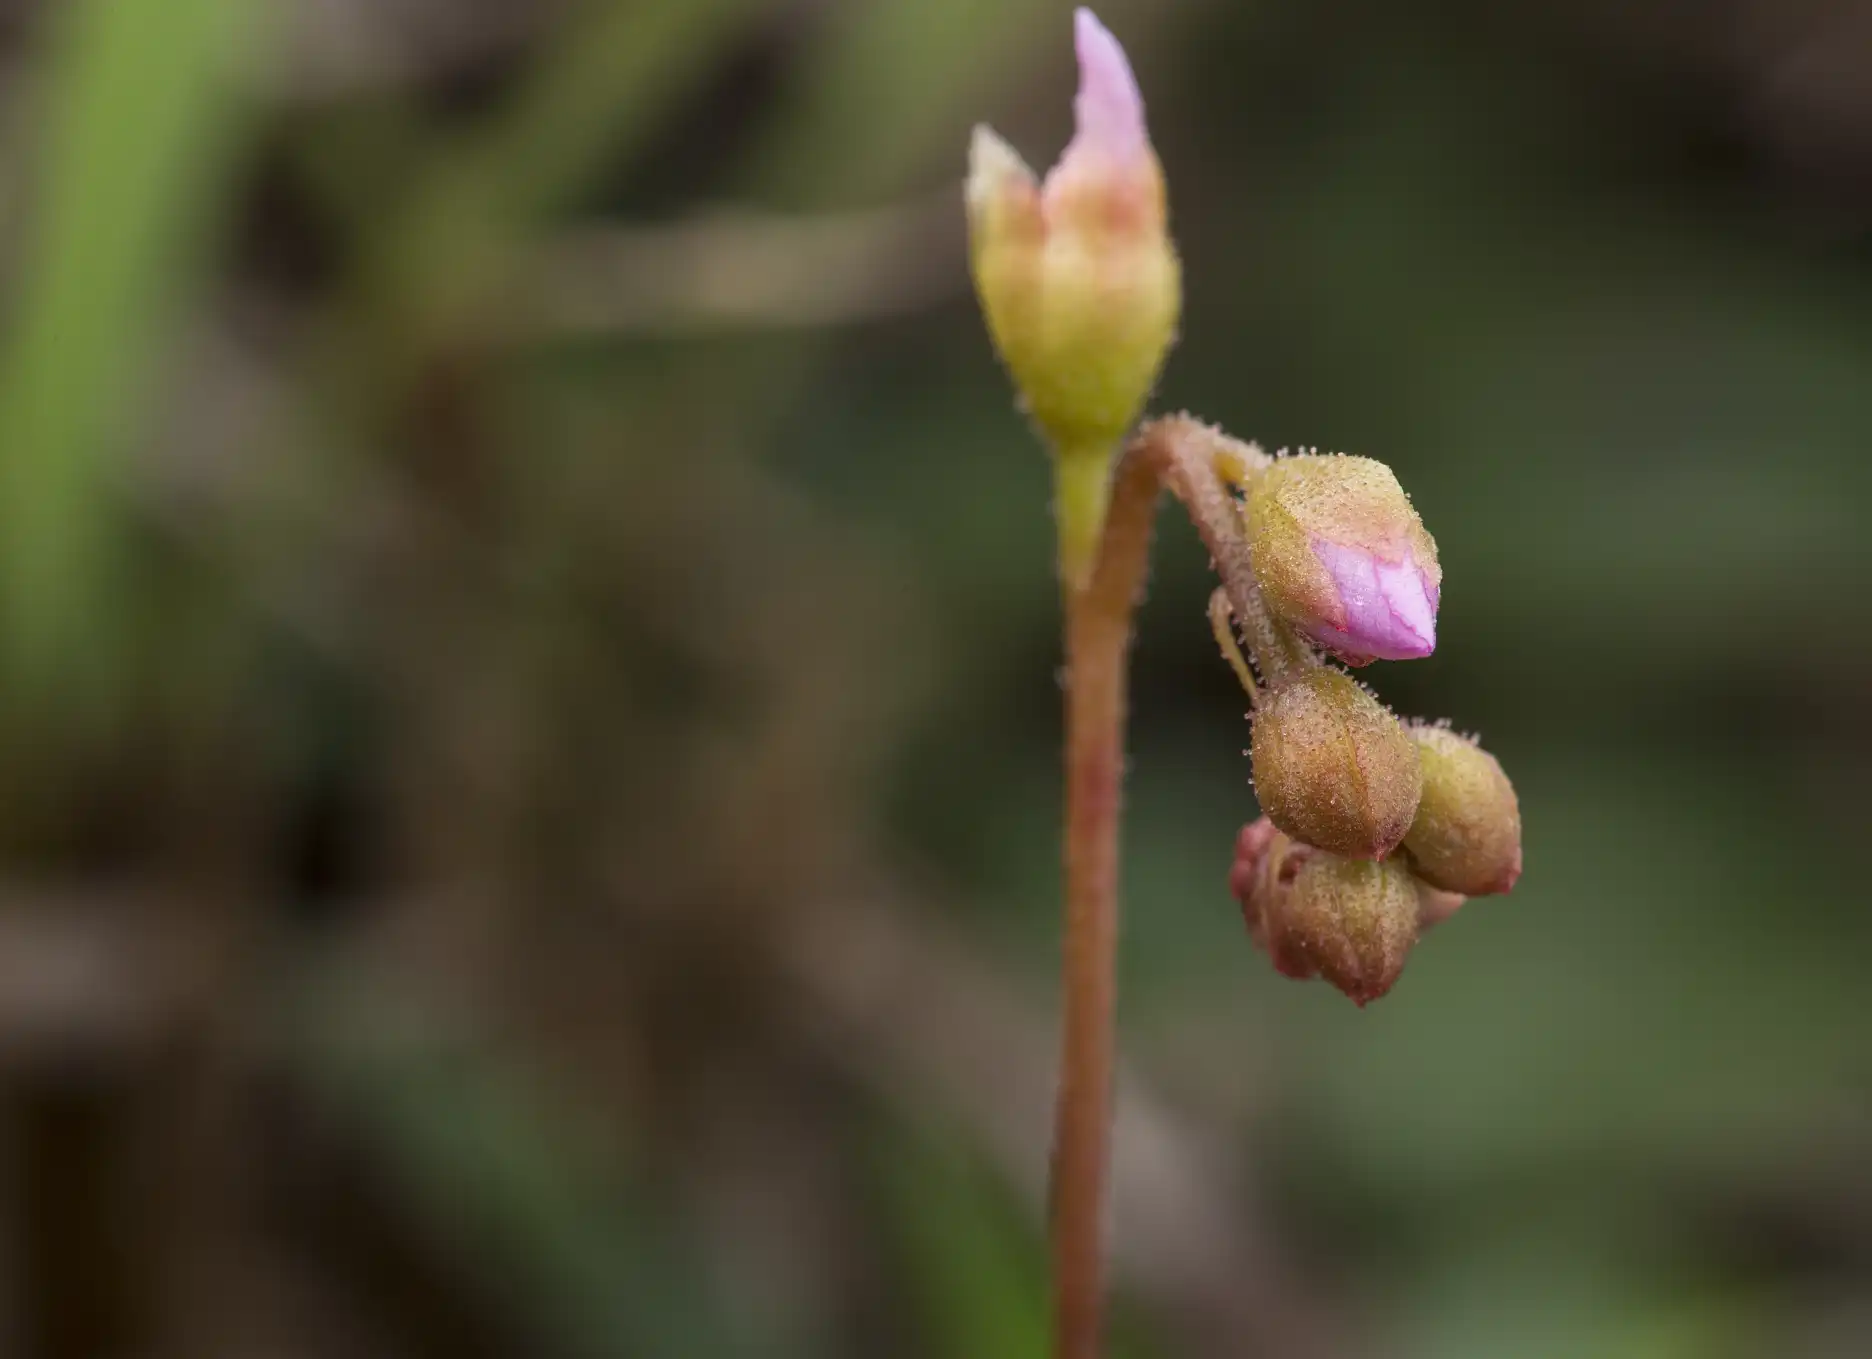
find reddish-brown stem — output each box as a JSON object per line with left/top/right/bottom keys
{"left": 1136, "top": 415, "right": 1312, "bottom": 687}
{"left": 1050, "top": 415, "right": 1299, "bottom": 1359}
{"left": 1052, "top": 449, "right": 1157, "bottom": 1359}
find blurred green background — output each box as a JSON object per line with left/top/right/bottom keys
{"left": 0, "top": 0, "right": 1866, "bottom": 1355}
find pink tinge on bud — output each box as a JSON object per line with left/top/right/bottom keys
{"left": 1228, "top": 818, "right": 1278, "bottom": 911}
{"left": 1044, "top": 10, "right": 1156, "bottom": 221}
{"left": 1497, "top": 845, "right": 1523, "bottom": 894}
{"left": 1070, "top": 9, "right": 1147, "bottom": 160}
{"left": 1308, "top": 539, "right": 1439, "bottom": 662}
{"left": 1229, "top": 818, "right": 1318, "bottom": 982}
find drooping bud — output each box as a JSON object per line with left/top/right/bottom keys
{"left": 966, "top": 9, "right": 1181, "bottom": 584}
{"left": 1249, "top": 669, "right": 1422, "bottom": 859}
{"left": 1281, "top": 853, "right": 1421, "bottom": 1005}
{"left": 1401, "top": 723, "right": 1523, "bottom": 896}
{"left": 1246, "top": 454, "right": 1441, "bottom": 663}
{"left": 1229, "top": 817, "right": 1420, "bottom": 1005}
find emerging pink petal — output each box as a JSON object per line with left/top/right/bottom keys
{"left": 1042, "top": 9, "right": 1161, "bottom": 233}
{"left": 1070, "top": 9, "right": 1147, "bottom": 161}
{"left": 1307, "top": 540, "right": 1438, "bottom": 661}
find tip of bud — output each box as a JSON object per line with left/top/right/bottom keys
{"left": 1309, "top": 540, "right": 1438, "bottom": 661}
{"left": 965, "top": 125, "right": 1038, "bottom": 224}
{"left": 1071, "top": 10, "right": 1147, "bottom": 161}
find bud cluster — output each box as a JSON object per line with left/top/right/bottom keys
{"left": 1227, "top": 567, "right": 1520, "bottom": 1002}
{"left": 962, "top": 12, "right": 1520, "bottom": 1009}
{"left": 1202, "top": 443, "right": 1518, "bottom": 1004}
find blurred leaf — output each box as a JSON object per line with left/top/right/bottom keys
{"left": 0, "top": 0, "right": 262, "bottom": 711}
{"left": 357, "top": 0, "right": 767, "bottom": 373}
{"left": 874, "top": 1121, "right": 1050, "bottom": 1359}
{"left": 872, "top": 1116, "right": 1161, "bottom": 1359}
{"left": 1390, "top": 1218, "right": 1769, "bottom": 1359}
{"left": 296, "top": 969, "right": 773, "bottom": 1359}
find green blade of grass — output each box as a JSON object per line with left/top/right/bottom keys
{"left": 0, "top": 0, "right": 263, "bottom": 713}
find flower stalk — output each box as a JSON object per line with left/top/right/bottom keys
{"left": 1050, "top": 415, "right": 1284, "bottom": 1359}
{"left": 1052, "top": 449, "right": 1155, "bottom": 1359}
{"left": 964, "top": 11, "right": 1521, "bottom": 1357}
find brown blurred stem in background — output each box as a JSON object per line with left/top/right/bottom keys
{"left": 1052, "top": 415, "right": 1284, "bottom": 1359}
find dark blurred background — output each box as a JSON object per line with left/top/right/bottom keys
{"left": 0, "top": 0, "right": 1867, "bottom": 1355}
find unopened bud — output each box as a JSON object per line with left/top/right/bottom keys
{"left": 1230, "top": 818, "right": 1419, "bottom": 1005}
{"left": 1401, "top": 724, "right": 1523, "bottom": 896}
{"left": 1250, "top": 669, "right": 1422, "bottom": 859}
{"left": 1282, "top": 853, "right": 1420, "bottom": 1005}
{"left": 1246, "top": 455, "right": 1441, "bottom": 663}
{"left": 966, "top": 11, "right": 1181, "bottom": 580}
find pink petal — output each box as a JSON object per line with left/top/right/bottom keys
{"left": 1308, "top": 540, "right": 1438, "bottom": 661}
{"left": 1071, "top": 10, "right": 1147, "bottom": 159}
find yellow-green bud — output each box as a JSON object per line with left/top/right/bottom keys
{"left": 1401, "top": 724, "right": 1523, "bottom": 896}
{"left": 966, "top": 13, "right": 1181, "bottom": 582}
{"left": 1246, "top": 455, "right": 1442, "bottom": 664}
{"left": 1281, "top": 853, "right": 1421, "bottom": 1006}
{"left": 1250, "top": 669, "right": 1422, "bottom": 859}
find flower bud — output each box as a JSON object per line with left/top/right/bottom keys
{"left": 1401, "top": 724, "right": 1523, "bottom": 896}
{"left": 1230, "top": 818, "right": 1420, "bottom": 1005}
{"left": 1250, "top": 669, "right": 1422, "bottom": 859}
{"left": 1246, "top": 454, "right": 1441, "bottom": 663}
{"left": 966, "top": 10, "right": 1180, "bottom": 514}
{"left": 1280, "top": 853, "right": 1421, "bottom": 1005}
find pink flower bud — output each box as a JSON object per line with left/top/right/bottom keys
{"left": 1309, "top": 540, "right": 1438, "bottom": 661}
{"left": 1246, "top": 455, "right": 1442, "bottom": 664}
{"left": 965, "top": 10, "right": 1180, "bottom": 461}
